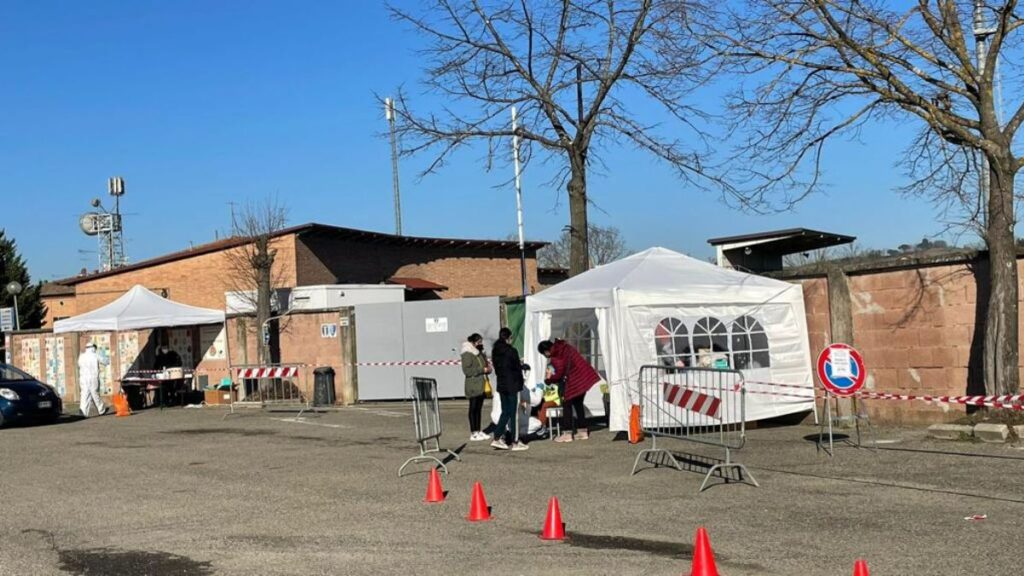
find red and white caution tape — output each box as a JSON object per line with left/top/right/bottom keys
{"left": 662, "top": 382, "right": 722, "bottom": 419}
{"left": 236, "top": 366, "right": 300, "bottom": 379}
{"left": 744, "top": 380, "right": 816, "bottom": 391}
{"left": 354, "top": 359, "right": 462, "bottom": 367}
{"left": 744, "top": 388, "right": 817, "bottom": 401}
{"left": 854, "top": 391, "right": 1024, "bottom": 410}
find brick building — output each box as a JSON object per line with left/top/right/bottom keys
{"left": 41, "top": 223, "right": 544, "bottom": 325}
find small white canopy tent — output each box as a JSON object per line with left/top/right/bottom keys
{"left": 54, "top": 285, "right": 225, "bottom": 333}
{"left": 524, "top": 247, "right": 814, "bottom": 432}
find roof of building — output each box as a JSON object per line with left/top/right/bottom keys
{"left": 57, "top": 223, "right": 548, "bottom": 286}
{"left": 387, "top": 277, "right": 449, "bottom": 291}
{"left": 707, "top": 228, "right": 855, "bottom": 254}
{"left": 39, "top": 282, "right": 76, "bottom": 297}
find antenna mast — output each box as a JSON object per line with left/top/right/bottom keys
{"left": 385, "top": 97, "right": 403, "bottom": 236}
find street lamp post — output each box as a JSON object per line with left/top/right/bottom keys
{"left": 5, "top": 281, "right": 22, "bottom": 331}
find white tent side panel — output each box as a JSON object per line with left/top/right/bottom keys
{"left": 525, "top": 247, "right": 816, "bottom": 432}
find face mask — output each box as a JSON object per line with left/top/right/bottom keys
{"left": 475, "top": 344, "right": 484, "bottom": 351}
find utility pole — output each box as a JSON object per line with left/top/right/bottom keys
{"left": 511, "top": 106, "right": 528, "bottom": 297}
{"left": 974, "top": 0, "right": 996, "bottom": 229}
{"left": 385, "top": 97, "right": 403, "bottom": 236}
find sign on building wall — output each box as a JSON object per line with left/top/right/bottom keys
{"left": 168, "top": 328, "right": 194, "bottom": 367}
{"left": 44, "top": 336, "right": 66, "bottom": 397}
{"left": 118, "top": 332, "right": 140, "bottom": 379}
{"left": 425, "top": 317, "right": 449, "bottom": 333}
{"left": 200, "top": 325, "right": 226, "bottom": 361}
{"left": 90, "top": 334, "right": 113, "bottom": 394}
{"left": 321, "top": 324, "right": 338, "bottom": 338}
{"left": 20, "top": 338, "right": 41, "bottom": 380}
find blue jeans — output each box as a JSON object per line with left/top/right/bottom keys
{"left": 493, "top": 392, "right": 518, "bottom": 442}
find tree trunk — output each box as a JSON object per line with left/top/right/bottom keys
{"left": 256, "top": 264, "right": 271, "bottom": 365}
{"left": 982, "top": 158, "right": 1019, "bottom": 396}
{"left": 567, "top": 153, "right": 589, "bottom": 277}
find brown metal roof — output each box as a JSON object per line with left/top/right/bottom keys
{"left": 387, "top": 277, "right": 449, "bottom": 291}
{"left": 57, "top": 223, "right": 547, "bottom": 286}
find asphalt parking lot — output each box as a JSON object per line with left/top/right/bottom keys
{"left": 2, "top": 403, "right": 1022, "bottom": 576}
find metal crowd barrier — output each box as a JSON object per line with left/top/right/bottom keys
{"left": 631, "top": 365, "right": 759, "bottom": 492}
{"left": 224, "top": 364, "right": 312, "bottom": 419}
{"left": 398, "top": 377, "right": 461, "bottom": 477}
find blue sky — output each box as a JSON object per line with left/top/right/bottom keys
{"left": 1, "top": 1, "right": 959, "bottom": 282}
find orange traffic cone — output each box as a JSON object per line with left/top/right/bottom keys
{"left": 424, "top": 468, "right": 445, "bottom": 504}
{"left": 690, "top": 527, "right": 719, "bottom": 576}
{"left": 466, "top": 481, "right": 491, "bottom": 521}
{"left": 853, "top": 559, "right": 870, "bottom": 576}
{"left": 540, "top": 496, "right": 566, "bottom": 540}
{"left": 113, "top": 393, "right": 131, "bottom": 417}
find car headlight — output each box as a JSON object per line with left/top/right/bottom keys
{"left": 0, "top": 388, "right": 20, "bottom": 401}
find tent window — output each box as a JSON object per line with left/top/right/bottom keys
{"left": 564, "top": 322, "right": 602, "bottom": 373}
{"left": 692, "top": 317, "right": 729, "bottom": 366}
{"left": 655, "top": 317, "right": 691, "bottom": 367}
{"left": 730, "top": 316, "right": 771, "bottom": 370}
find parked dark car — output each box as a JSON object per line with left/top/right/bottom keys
{"left": 0, "top": 363, "right": 62, "bottom": 427}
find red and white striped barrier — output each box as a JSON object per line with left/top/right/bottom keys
{"left": 355, "top": 359, "right": 462, "bottom": 367}
{"left": 236, "top": 366, "right": 300, "bottom": 379}
{"left": 662, "top": 382, "right": 722, "bottom": 419}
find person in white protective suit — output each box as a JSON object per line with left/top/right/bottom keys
{"left": 77, "top": 343, "right": 108, "bottom": 417}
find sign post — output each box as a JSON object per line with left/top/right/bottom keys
{"left": 816, "top": 343, "right": 869, "bottom": 456}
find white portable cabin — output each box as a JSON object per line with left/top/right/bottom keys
{"left": 524, "top": 247, "right": 815, "bottom": 432}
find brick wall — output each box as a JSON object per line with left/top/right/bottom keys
{"left": 226, "top": 310, "right": 352, "bottom": 404}
{"left": 41, "top": 295, "right": 78, "bottom": 327}
{"left": 791, "top": 257, "right": 1014, "bottom": 425}
{"left": 70, "top": 235, "right": 299, "bottom": 314}
{"left": 298, "top": 235, "right": 540, "bottom": 298}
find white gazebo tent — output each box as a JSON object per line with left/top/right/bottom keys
{"left": 525, "top": 247, "right": 814, "bottom": 432}
{"left": 54, "top": 285, "right": 225, "bottom": 334}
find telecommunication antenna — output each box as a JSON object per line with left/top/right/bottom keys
{"left": 79, "top": 177, "right": 128, "bottom": 271}
{"left": 385, "top": 97, "right": 403, "bottom": 236}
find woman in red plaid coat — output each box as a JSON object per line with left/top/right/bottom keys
{"left": 539, "top": 339, "right": 601, "bottom": 442}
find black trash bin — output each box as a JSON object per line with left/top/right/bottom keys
{"left": 313, "top": 367, "right": 336, "bottom": 407}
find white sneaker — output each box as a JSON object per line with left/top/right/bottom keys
{"left": 470, "top": 432, "right": 488, "bottom": 441}
{"left": 491, "top": 439, "right": 510, "bottom": 450}
{"left": 510, "top": 442, "right": 529, "bottom": 451}
{"left": 98, "top": 407, "right": 108, "bottom": 416}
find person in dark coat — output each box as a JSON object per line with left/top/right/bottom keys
{"left": 490, "top": 327, "right": 530, "bottom": 451}
{"left": 539, "top": 339, "right": 601, "bottom": 442}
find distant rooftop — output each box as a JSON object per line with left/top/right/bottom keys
{"left": 707, "top": 228, "right": 855, "bottom": 249}
{"left": 708, "top": 228, "right": 856, "bottom": 274}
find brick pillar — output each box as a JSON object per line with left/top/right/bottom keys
{"left": 338, "top": 307, "right": 358, "bottom": 405}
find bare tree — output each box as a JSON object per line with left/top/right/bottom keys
{"left": 387, "top": 0, "right": 725, "bottom": 277}
{"left": 538, "top": 223, "right": 630, "bottom": 268}
{"left": 224, "top": 197, "right": 290, "bottom": 364}
{"left": 718, "top": 1, "right": 1024, "bottom": 396}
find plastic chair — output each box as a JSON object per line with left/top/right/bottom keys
{"left": 546, "top": 407, "right": 562, "bottom": 440}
